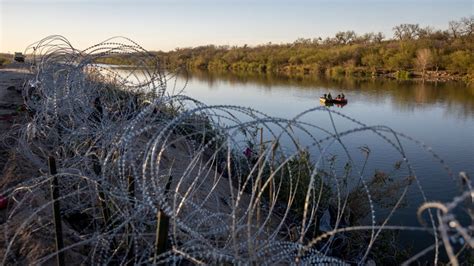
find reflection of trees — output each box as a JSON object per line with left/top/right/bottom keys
{"left": 182, "top": 70, "right": 474, "bottom": 119}
{"left": 390, "top": 82, "right": 474, "bottom": 118}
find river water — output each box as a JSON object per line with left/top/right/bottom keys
{"left": 180, "top": 71, "right": 474, "bottom": 178}
{"left": 117, "top": 67, "right": 474, "bottom": 257}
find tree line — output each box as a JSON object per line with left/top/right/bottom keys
{"left": 155, "top": 17, "right": 473, "bottom": 82}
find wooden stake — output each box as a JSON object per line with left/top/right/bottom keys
{"left": 154, "top": 175, "right": 173, "bottom": 264}
{"left": 126, "top": 175, "right": 135, "bottom": 265}
{"left": 49, "top": 156, "right": 65, "bottom": 266}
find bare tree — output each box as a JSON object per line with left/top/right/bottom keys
{"left": 448, "top": 20, "right": 462, "bottom": 38}
{"left": 359, "top": 33, "right": 372, "bottom": 44}
{"left": 334, "top": 31, "right": 357, "bottom": 44}
{"left": 460, "top": 16, "right": 474, "bottom": 37}
{"left": 334, "top": 31, "right": 346, "bottom": 44}
{"left": 373, "top": 32, "right": 385, "bottom": 43}
{"left": 418, "top": 26, "right": 434, "bottom": 38}
{"left": 358, "top": 32, "right": 385, "bottom": 44}
{"left": 415, "top": 48, "right": 432, "bottom": 80}
{"left": 393, "top": 25, "right": 404, "bottom": 40}
{"left": 346, "top": 31, "right": 357, "bottom": 44}
{"left": 408, "top": 24, "right": 421, "bottom": 38}
{"left": 431, "top": 49, "right": 443, "bottom": 72}
{"left": 393, "top": 24, "right": 420, "bottom": 40}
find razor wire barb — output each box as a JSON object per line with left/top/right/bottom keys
{"left": 0, "top": 35, "right": 472, "bottom": 265}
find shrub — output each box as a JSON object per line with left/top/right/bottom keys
{"left": 447, "top": 50, "right": 473, "bottom": 73}
{"left": 395, "top": 70, "right": 412, "bottom": 79}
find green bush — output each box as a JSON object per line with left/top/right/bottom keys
{"left": 447, "top": 50, "right": 473, "bottom": 73}
{"left": 361, "top": 52, "right": 383, "bottom": 73}
{"left": 395, "top": 70, "right": 412, "bottom": 79}
{"left": 328, "top": 66, "right": 346, "bottom": 77}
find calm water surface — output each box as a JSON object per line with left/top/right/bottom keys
{"left": 121, "top": 68, "right": 474, "bottom": 255}
{"left": 179, "top": 71, "right": 474, "bottom": 250}
{"left": 179, "top": 71, "right": 474, "bottom": 177}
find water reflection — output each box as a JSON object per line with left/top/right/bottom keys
{"left": 183, "top": 70, "right": 474, "bottom": 119}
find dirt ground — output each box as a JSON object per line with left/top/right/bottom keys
{"left": 0, "top": 63, "right": 31, "bottom": 174}
{"left": 0, "top": 62, "right": 96, "bottom": 264}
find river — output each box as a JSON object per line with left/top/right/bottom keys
{"left": 116, "top": 67, "right": 474, "bottom": 258}
{"left": 181, "top": 71, "right": 474, "bottom": 178}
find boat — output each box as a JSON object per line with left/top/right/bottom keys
{"left": 319, "top": 97, "right": 348, "bottom": 104}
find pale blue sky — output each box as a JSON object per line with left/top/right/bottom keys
{"left": 0, "top": 0, "right": 472, "bottom": 52}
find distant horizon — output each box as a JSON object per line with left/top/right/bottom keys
{"left": 1, "top": 0, "right": 472, "bottom": 53}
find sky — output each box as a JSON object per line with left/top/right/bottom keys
{"left": 0, "top": 0, "right": 472, "bottom": 52}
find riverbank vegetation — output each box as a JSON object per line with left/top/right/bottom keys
{"left": 154, "top": 17, "right": 473, "bottom": 82}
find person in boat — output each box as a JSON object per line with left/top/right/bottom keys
{"left": 341, "top": 93, "right": 345, "bottom": 100}
{"left": 327, "top": 93, "right": 332, "bottom": 100}
{"left": 323, "top": 93, "right": 327, "bottom": 99}
{"left": 244, "top": 147, "right": 253, "bottom": 159}
{"left": 336, "top": 94, "right": 341, "bottom": 100}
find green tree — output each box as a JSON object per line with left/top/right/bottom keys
{"left": 387, "top": 51, "right": 413, "bottom": 71}
{"left": 362, "top": 52, "right": 383, "bottom": 74}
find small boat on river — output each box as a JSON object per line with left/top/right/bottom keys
{"left": 319, "top": 97, "right": 348, "bottom": 104}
